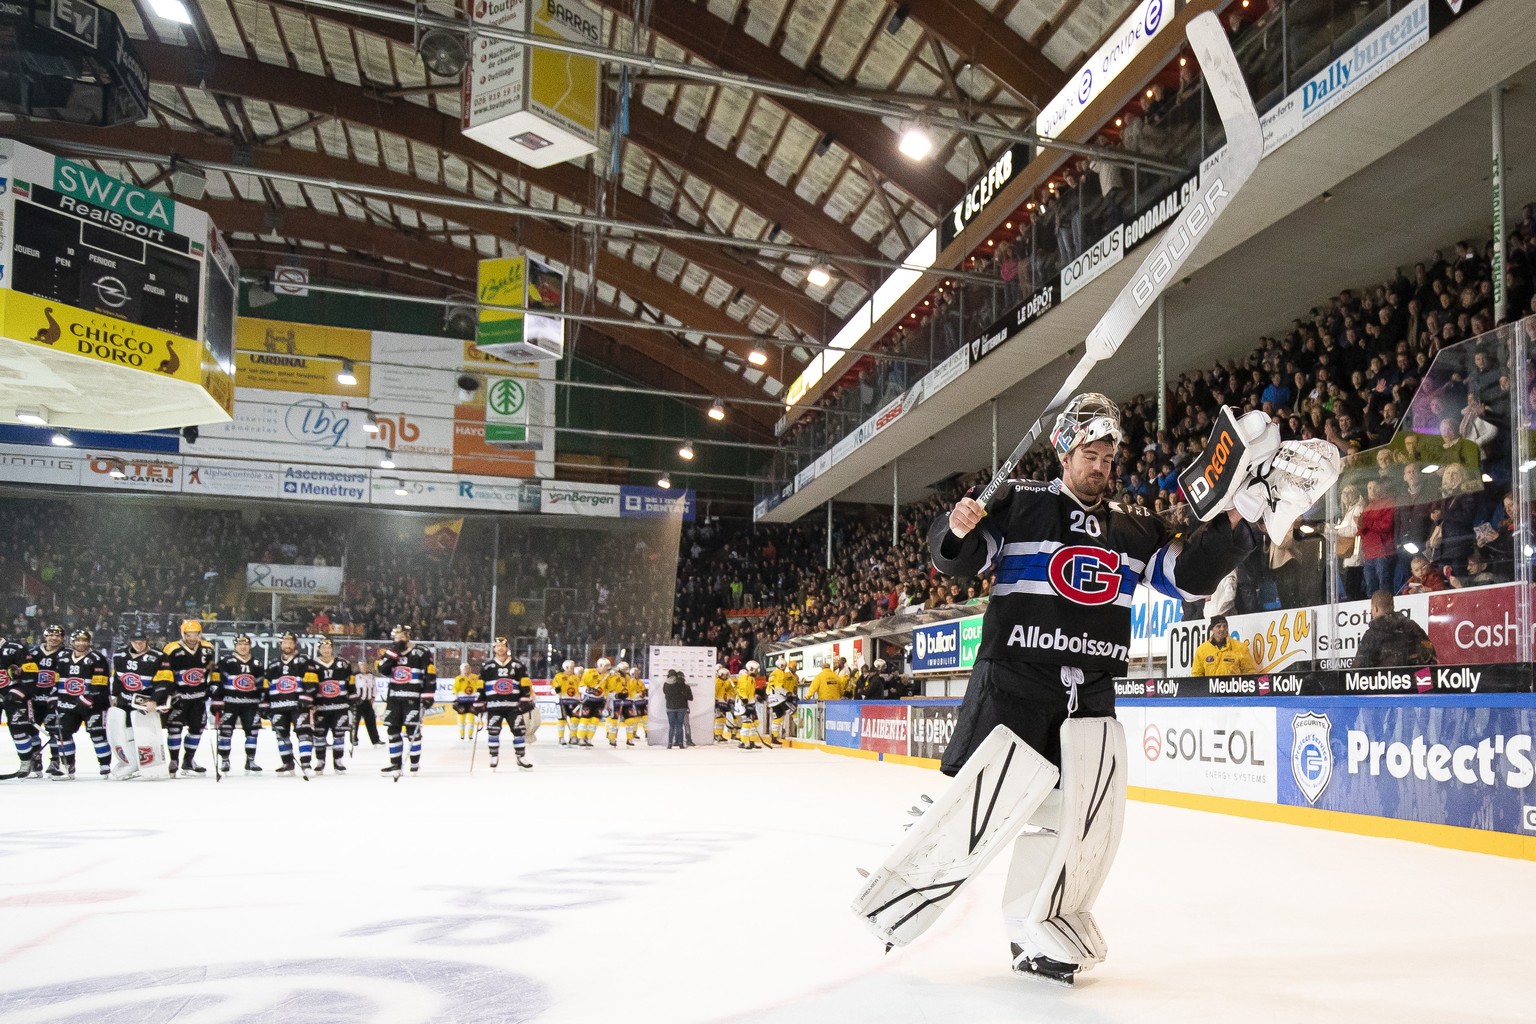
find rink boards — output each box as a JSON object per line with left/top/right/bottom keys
{"left": 792, "top": 693, "right": 1536, "bottom": 862}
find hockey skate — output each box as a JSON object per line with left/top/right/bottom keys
{"left": 300, "top": 761, "right": 311, "bottom": 781}
{"left": 382, "top": 760, "right": 402, "bottom": 780}
{"left": 1010, "top": 944, "right": 1077, "bottom": 987}
{"left": 516, "top": 755, "right": 533, "bottom": 770}
{"left": 489, "top": 753, "right": 499, "bottom": 769}
{"left": 276, "top": 756, "right": 296, "bottom": 775}
{"left": 332, "top": 760, "right": 347, "bottom": 773}
{"left": 244, "top": 757, "right": 262, "bottom": 773}
{"left": 49, "top": 763, "right": 75, "bottom": 780}
{"left": 98, "top": 765, "right": 110, "bottom": 777}
{"left": 46, "top": 762, "right": 67, "bottom": 779}
{"left": 182, "top": 753, "right": 206, "bottom": 775}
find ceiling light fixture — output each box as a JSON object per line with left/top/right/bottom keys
{"left": 149, "top": 0, "right": 192, "bottom": 24}
{"left": 658, "top": 474, "right": 672, "bottom": 489}
{"left": 806, "top": 265, "right": 832, "bottom": 288}
{"left": 708, "top": 399, "right": 725, "bottom": 422}
{"left": 379, "top": 450, "right": 395, "bottom": 469}
{"left": 678, "top": 441, "right": 695, "bottom": 461}
{"left": 337, "top": 359, "right": 358, "bottom": 387}
{"left": 747, "top": 347, "right": 768, "bottom": 366}
{"left": 363, "top": 412, "right": 380, "bottom": 434}
{"left": 394, "top": 480, "right": 409, "bottom": 496}
{"left": 50, "top": 430, "right": 73, "bottom": 447}
{"left": 898, "top": 124, "right": 933, "bottom": 161}
{"left": 15, "top": 407, "right": 47, "bottom": 425}
{"left": 108, "top": 459, "right": 128, "bottom": 479}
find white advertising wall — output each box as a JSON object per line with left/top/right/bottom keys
{"left": 647, "top": 645, "right": 717, "bottom": 746}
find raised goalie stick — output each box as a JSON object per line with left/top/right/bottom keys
{"left": 975, "top": 11, "right": 1264, "bottom": 509}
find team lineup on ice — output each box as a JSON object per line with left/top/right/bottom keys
{"left": 5, "top": 3, "right": 1536, "bottom": 1021}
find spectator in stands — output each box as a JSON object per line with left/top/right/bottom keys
{"left": 1447, "top": 549, "right": 1499, "bottom": 590}
{"left": 1359, "top": 480, "right": 1397, "bottom": 598}
{"left": 1331, "top": 484, "right": 1365, "bottom": 601}
{"left": 1352, "top": 591, "right": 1437, "bottom": 668}
{"left": 1188, "top": 615, "right": 1258, "bottom": 676}
{"left": 1400, "top": 555, "right": 1447, "bottom": 595}
{"left": 1394, "top": 464, "right": 1437, "bottom": 591}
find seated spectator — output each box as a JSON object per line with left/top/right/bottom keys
{"left": 1446, "top": 549, "right": 1500, "bottom": 589}
{"left": 1352, "top": 591, "right": 1437, "bottom": 668}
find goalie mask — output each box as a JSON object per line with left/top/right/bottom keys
{"left": 1050, "top": 393, "right": 1122, "bottom": 457}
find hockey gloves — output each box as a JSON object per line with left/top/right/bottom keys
{"left": 1178, "top": 407, "right": 1281, "bottom": 522}
{"left": 1232, "top": 438, "right": 1342, "bottom": 544}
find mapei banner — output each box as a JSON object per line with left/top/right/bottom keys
{"left": 1278, "top": 698, "right": 1536, "bottom": 836}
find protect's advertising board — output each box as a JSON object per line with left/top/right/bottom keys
{"left": 1278, "top": 699, "right": 1536, "bottom": 836}
{"left": 822, "top": 701, "right": 860, "bottom": 750}
{"left": 908, "top": 702, "right": 961, "bottom": 761}
{"left": 857, "top": 704, "right": 909, "bottom": 757}
{"left": 1120, "top": 704, "right": 1278, "bottom": 803}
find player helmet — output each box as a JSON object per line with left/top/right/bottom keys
{"left": 1051, "top": 392, "right": 1122, "bottom": 456}
{"left": 181, "top": 619, "right": 203, "bottom": 634}
{"left": 561, "top": 659, "right": 575, "bottom": 672}
{"left": 280, "top": 631, "right": 299, "bottom": 642}
{"left": 745, "top": 660, "right": 760, "bottom": 674}
{"left": 234, "top": 633, "right": 252, "bottom": 644}
{"left": 44, "top": 623, "right": 63, "bottom": 637}
{"left": 874, "top": 659, "right": 887, "bottom": 670}
{"left": 71, "top": 628, "right": 91, "bottom": 643}
{"left": 716, "top": 665, "right": 728, "bottom": 678}
{"left": 596, "top": 657, "right": 611, "bottom": 671}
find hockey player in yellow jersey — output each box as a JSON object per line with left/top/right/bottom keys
{"left": 713, "top": 665, "right": 733, "bottom": 743}
{"left": 553, "top": 660, "right": 582, "bottom": 745}
{"left": 451, "top": 663, "right": 482, "bottom": 739}
{"left": 766, "top": 658, "right": 798, "bottom": 746}
{"left": 734, "top": 661, "right": 764, "bottom": 750}
{"left": 603, "top": 661, "right": 630, "bottom": 746}
{"left": 809, "top": 657, "right": 849, "bottom": 702}
{"left": 577, "top": 658, "right": 610, "bottom": 747}
{"left": 623, "top": 664, "right": 648, "bottom": 745}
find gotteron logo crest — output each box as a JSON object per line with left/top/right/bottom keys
{"left": 1046, "top": 545, "right": 1122, "bottom": 605}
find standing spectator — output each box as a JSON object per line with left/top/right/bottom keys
{"left": 1331, "top": 484, "right": 1365, "bottom": 601}
{"left": 1358, "top": 480, "right": 1397, "bottom": 598}
{"left": 662, "top": 669, "right": 691, "bottom": 749}
{"left": 1188, "top": 615, "right": 1259, "bottom": 676}
{"left": 1352, "top": 591, "right": 1437, "bottom": 668}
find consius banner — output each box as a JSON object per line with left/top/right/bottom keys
{"left": 1277, "top": 697, "right": 1536, "bottom": 836}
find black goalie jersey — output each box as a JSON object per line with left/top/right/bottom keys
{"left": 929, "top": 478, "right": 1257, "bottom": 675}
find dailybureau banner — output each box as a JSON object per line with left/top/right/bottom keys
{"left": 244, "top": 562, "right": 344, "bottom": 596}
{"left": 1278, "top": 699, "right": 1536, "bottom": 836}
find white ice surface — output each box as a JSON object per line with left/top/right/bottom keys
{"left": 1, "top": 729, "right": 1533, "bottom": 1023}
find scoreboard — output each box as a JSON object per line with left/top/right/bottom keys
{"left": 0, "top": 137, "right": 236, "bottom": 430}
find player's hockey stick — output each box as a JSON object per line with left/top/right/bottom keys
{"left": 975, "top": 11, "right": 1263, "bottom": 509}
{"left": 213, "top": 711, "right": 222, "bottom": 782}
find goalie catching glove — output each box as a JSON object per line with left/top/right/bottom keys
{"left": 1232, "top": 438, "right": 1342, "bottom": 544}
{"left": 1179, "top": 406, "right": 1340, "bottom": 543}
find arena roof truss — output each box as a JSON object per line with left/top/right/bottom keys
{"left": 2, "top": 0, "right": 1142, "bottom": 427}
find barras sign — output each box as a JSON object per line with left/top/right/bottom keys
{"left": 245, "top": 562, "right": 344, "bottom": 597}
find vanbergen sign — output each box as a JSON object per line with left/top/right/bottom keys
{"left": 1036, "top": 0, "right": 1169, "bottom": 141}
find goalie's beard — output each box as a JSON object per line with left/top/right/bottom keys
{"left": 1060, "top": 452, "right": 1111, "bottom": 505}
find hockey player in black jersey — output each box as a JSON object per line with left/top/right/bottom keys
{"left": 854, "top": 393, "right": 1339, "bottom": 987}
{"left": 212, "top": 634, "right": 266, "bottom": 774}
{"left": 310, "top": 637, "right": 355, "bottom": 774}
{"left": 155, "top": 620, "right": 217, "bottom": 776}
{"left": 22, "top": 624, "right": 69, "bottom": 778}
{"left": 376, "top": 624, "right": 436, "bottom": 777}
{"left": 108, "top": 630, "right": 169, "bottom": 780}
{"left": 51, "top": 630, "right": 111, "bottom": 779}
{"left": 1, "top": 631, "right": 42, "bottom": 779}
{"left": 265, "top": 632, "right": 319, "bottom": 777}
{"left": 474, "top": 637, "right": 533, "bottom": 770}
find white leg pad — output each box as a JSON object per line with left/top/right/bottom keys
{"left": 106, "top": 707, "right": 137, "bottom": 780}
{"left": 130, "top": 709, "right": 170, "bottom": 779}
{"left": 853, "top": 725, "right": 1059, "bottom": 948}
{"left": 1002, "top": 716, "right": 1127, "bottom": 970}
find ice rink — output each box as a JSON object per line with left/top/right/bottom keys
{"left": 1, "top": 728, "right": 1532, "bottom": 1024}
